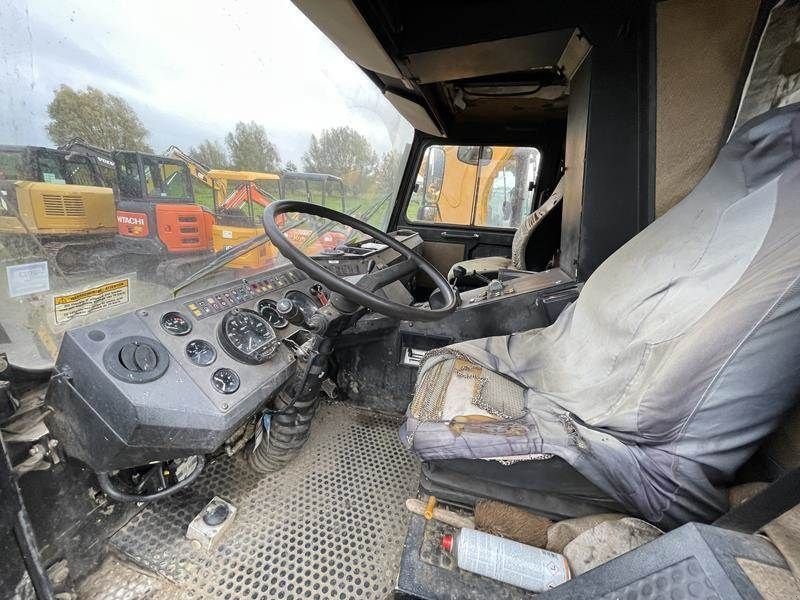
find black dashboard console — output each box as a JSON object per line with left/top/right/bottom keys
{"left": 44, "top": 231, "right": 422, "bottom": 472}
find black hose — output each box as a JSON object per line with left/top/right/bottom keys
{"left": 97, "top": 455, "right": 206, "bottom": 503}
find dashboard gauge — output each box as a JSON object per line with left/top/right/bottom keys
{"left": 185, "top": 339, "right": 217, "bottom": 366}
{"left": 211, "top": 367, "right": 240, "bottom": 394}
{"left": 160, "top": 311, "right": 192, "bottom": 336}
{"left": 256, "top": 298, "right": 289, "bottom": 329}
{"left": 218, "top": 308, "right": 279, "bottom": 364}
{"left": 284, "top": 290, "right": 321, "bottom": 322}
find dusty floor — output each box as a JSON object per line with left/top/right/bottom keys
{"left": 80, "top": 403, "right": 420, "bottom": 599}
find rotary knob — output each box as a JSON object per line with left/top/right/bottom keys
{"left": 276, "top": 298, "right": 305, "bottom": 326}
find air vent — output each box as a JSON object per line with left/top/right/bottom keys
{"left": 43, "top": 194, "right": 86, "bottom": 217}
{"left": 103, "top": 336, "right": 169, "bottom": 383}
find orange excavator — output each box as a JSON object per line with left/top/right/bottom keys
{"left": 62, "top": 141, "right": 216, "bottom": 283}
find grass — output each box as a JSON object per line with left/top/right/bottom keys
{"left": 194, "top": 183, "right": 394, "bottom": 230}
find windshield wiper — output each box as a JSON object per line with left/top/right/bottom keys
{"left": 171, "top": 217, "right": 307, "bottom": 297}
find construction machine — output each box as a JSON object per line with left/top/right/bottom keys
{"left": 0, "top": 145, "right": 117, "bottom": 273}
{"left": 209, "top": 169, "right": 351, "bottom": 268}
{"left": 208, "top": 169, "right": 283, "bottom": 269}
{"left": 62, "top": 141, "right": 216, "bottom": 283}
{"left": 413, "top": 145, "right": 539, "bottom": 226}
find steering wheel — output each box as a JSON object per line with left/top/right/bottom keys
{"left": 263, "top": 200, "right": 458, "bottom": 321}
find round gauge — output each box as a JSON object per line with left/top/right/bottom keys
{"left": 284, "top": 290, "right": 321, "bottom": 321}
{"left": 211, "top": 367, "right": 240, "bottom": 394}
{"left": 160, "top": 311, "right": 192, "bottom": 336}
{"left": 218, "top": 308, "right": 279, "bottom": 364}
{"left": 185, "top": 339, "right": 217, "bottom": 366}
{"left": 257, "top": 298, "right": 289, "bottom": 329}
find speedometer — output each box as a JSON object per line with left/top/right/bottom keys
{"left": 218, "top": 308, "right": 279, "bottom": 364}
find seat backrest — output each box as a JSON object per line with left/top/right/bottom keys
{"left": 510, "top": 175, "right": 565, "bottom": 270}
{"left": 549, "top": 105, "right": 800, "bottom": 478}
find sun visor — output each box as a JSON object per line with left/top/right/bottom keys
{"left": 291, "top": 0, "right": 402, "bottom": 78}
{"left": 405, "top": 29, "right": 574, "bottom": 84}
{"left": 384, "top": 92, "right": 443, "bottom": 136}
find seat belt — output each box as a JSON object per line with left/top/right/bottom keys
{"left": 714, "top": 466, "right": 800, "bottom": 534}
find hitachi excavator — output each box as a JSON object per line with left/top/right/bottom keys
{"left": 62, "top": 141, "right": 216, "bottom": 283}
{"left": 0, "top": 145, "right": 117, "bottom": 273}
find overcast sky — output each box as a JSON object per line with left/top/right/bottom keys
{"left": 0, "top": 0, "right": 412, "bottom": 164}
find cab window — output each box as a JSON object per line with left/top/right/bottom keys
{"left": 0, "top": 150, "right": 28, "bottom": 180}
{"left": 37, "top": 155, "right": 68, "bottom": 184}
{"left": 406, "top": 144, "right": 541, "bottom": 229}
{"left": 64, "top": 156, "right": 96, "bottom": 186}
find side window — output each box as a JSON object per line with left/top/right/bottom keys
{"left": 406, "top": 144, "right": 540, "bottom": 228}
{"left": 0, "top": 151, "right": 28, "bottom": 180}
{"left": 37, "top": 156, "right": 67, "bottom": 184}
{"left": 117, "top": 154, "right": 142, "bottom": 198}
{"left": 477, "top": 146, "right": 541, "bottom": 229}
{"left": 162, "top": 163, "right": 189, "bottom": 198}
{"left": 65, "top": 157, "right": 96, "bottom": 186}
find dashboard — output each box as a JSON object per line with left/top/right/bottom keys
{"left": 45, "top": 231, "right": 422, "bottom": 472}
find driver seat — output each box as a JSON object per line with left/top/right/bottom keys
{"left": 400, "top": 105, "right": 800, "bottom": 529}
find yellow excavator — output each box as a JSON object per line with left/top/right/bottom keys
{"left": 208, "top": 169, "right": 283, "bottom": 269}
{"left": 0, "top": 145, "right": 117, "bottom": 273}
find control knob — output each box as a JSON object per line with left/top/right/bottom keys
{"left": 276, "top": 298, "right": 305, "bottom": 326}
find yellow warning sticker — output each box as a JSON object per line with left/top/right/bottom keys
{"left": 53, "top": 278, "right": 130, "bottom": 325}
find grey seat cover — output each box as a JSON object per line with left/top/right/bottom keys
{"left": 400, "top": 105, "right": 800, "bottom": 527}
{"left": 447, "top": 176, "right": 565, "bottom": 280}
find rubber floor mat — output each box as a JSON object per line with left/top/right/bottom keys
{"left": 108, "top": 403, "right": 420, "bottom": 599}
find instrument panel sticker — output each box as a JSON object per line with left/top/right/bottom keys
{"left": 53, "top": 277, "right": 130, "bottom": 325}
{"left": 6, "top": 261, "right": 50, "bottom": 298}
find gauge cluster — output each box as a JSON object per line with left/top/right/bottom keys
{"left": 143, "top": 266, "right": 333, "bottom": 409}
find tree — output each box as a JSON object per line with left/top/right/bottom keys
{"left": 302, "top": 126, "right": 377, "bottom": 195}
{"left": 46, "top": 85, "right": 151, "bottom": 151}
{"left": 225, "top": 121, "right": 280, "bottom": 172}
{"left": 374, "top": 150, "right": 401, "bottom": 194}
{"left": 189, "top": 140, "right": 229, "bottom": 169}
{"left": 284, "top": 160, "right": 298, "bottom": 172}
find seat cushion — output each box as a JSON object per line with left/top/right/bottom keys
{"left": 447, "top": 256, "right": 512, "bottom": 282}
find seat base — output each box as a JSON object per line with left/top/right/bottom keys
{"left": 420, "top": 457, "right": 627, "bottom": 521}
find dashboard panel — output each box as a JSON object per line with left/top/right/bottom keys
{"left": 45, "top": 231, "right": 423, "bottom": 472}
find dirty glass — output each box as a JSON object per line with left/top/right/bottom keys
{"left": 406, "top": 144, "right": 540, "bottom": 228}
{"left": 0, "top": 150, "right": 28, "bottom": 180}
{"left": 0, "top": 1, "right": 413, "bottom": 369}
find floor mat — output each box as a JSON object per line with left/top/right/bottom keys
{"left": 107, "top": 403, "right": 420, "bottom": 599}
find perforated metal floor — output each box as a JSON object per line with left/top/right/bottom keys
{"left": 101, "top": 403, "right": 419, "bottom": 599}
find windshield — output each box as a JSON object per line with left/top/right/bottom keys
{"left": 0, "top": 1, "right": 413, "bottom": 369}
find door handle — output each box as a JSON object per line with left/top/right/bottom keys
{"left": 440, "top": 231, "right": 480, "bottom": 240}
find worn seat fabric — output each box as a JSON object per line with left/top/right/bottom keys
{"left": 400, "top": 105, "right": 800, "bottom": 528}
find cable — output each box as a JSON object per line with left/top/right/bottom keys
{"left": 96, "top": 455, "right": 206, "bottom": 503}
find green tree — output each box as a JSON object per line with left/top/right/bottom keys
{"left": 46, "top": 85, "right": 151, "bottom": 151}
{"left": 189, "top": 139, "right": 229, "bottom": 169}
{"left": 225, "top": 121, "right": 280, "bottom": 172}
{"left": 302, "top": 126, "right": 377, "bottom": 195}
{"left": 374, "top": 150, "right": 401, "bottom": 194}
{"left": 284, "top": 160, "right": 299, "bottom": 172}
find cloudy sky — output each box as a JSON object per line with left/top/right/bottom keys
{"left": 0, "top": 0, "right": 412, "bottom": 164}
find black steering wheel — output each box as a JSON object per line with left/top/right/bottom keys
{"left": 263, "top": 200, "right": 458, "bottom": 321}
